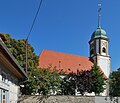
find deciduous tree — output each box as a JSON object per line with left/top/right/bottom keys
{"left": 2, "top": 34, "right": 62, "bottom": 95}
{"left": 109, "top": 68, "right": 120, "bottom": 97}
{"left": 61, "top": 64, "right": 106, "bottom": 96}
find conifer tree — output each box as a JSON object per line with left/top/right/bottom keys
{"left": 90, "top": 64, "right": 106, "bottom": 95}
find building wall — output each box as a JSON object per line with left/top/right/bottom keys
{"left": 97, "top": 55, "right": 111, "bottom": 78}
{"left": 0, "top": 62, "right": 20, "bottom": 103}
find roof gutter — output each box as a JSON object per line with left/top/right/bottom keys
{"left": 18, "top": 78, "right": 29, "bottom": 86}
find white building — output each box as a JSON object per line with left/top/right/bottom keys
{"left": 0, "top": 37, "right": 27, "bottom": 103}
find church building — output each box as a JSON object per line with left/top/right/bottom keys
{"left": 38, "top": 2, "right": 111, "bottom": 96}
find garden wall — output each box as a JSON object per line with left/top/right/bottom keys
{"left": 18, "top": 95, "right": 120, "bottom": 103}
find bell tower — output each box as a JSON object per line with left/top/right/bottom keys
{"left": 89, "top": 1, "right": 111, "bottom": 78}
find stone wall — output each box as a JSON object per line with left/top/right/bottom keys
{"left": 18, "top": 95, "right": 120, "bottom": 103}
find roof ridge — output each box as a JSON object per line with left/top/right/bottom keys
{"left": 42, "top": 49, "right": 89, "bottom": 59}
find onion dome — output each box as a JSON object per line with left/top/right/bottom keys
{"left": 91, "top": 27, "right": 108, "bottom": 40}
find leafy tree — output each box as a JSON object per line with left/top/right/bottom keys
{"left": 26, "top": 68, "right": 62, "bottom": 95}
{"left": 109, "top": 68, "right": 120, "bottom": 97}
{"left": 49, "top": 68, "right": 62, "bottom": 95}
{"left": 60, "top": 73, "right": 76, "bottom": 95}
{"left": 61, "top": 64, "right": 106, "bottom": 96}
{"left": 90, "top": 64, "right": 106, "bottom": 95}
{"left": 61, "top": 70, "right": 93, "bottom": 96}
{"left": 2, "top": 34, "right": 39, "bottom": 94}
{"left": 76, "top": 70, "right": 93, "bottom": 95}
{"left": 3, "top": 34, "right": 38, "bottom": 70}
{"left": 2, "top": 34, "right": 62, "bottom": 95}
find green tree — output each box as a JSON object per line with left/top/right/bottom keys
{"left": 60, "top": 70, "right": 93, "bottom": 96}
{"left": 60, "top": 64, "right": 106, "bottom": 96}
{"left": 60, "top": 73, "right": 76, "bottom": 95}
{"left": 26, "top": 68, "right": 62, "bottom": 95}
{"left": 76, "top": 70, "right": 93, "bottom": 95}
{"left": 3, "top": 34, "right": 39, "bottom": 94}
{"left": 109, "top": 68, "right": 120, "bottom": 97}
{"left": 3, "top": 34, "right": 38, "bottom": 70}
{"left": 49, "top": 68, "right": 62, "bottom": 95}
{"left": 90, "top": 64, "right": 106, "bottom": 95}
{"left": 2, "top": 34, "right": 62, "bottom": 95}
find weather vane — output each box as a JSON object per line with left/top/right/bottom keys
{"left": 98, "top": 0, "right": 101, "bottom": 28}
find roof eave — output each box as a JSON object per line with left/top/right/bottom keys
{"left": 0, "top": 38, "right": 27, "bottom": 79}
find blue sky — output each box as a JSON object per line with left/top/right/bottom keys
{"left": 0, "top": 0, "right": 119, "bottom": 71}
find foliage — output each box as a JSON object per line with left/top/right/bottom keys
{"left": 61, "top": 64, "right": 106, "bottom": 96}
{"left": 3, "top": 34, "right": 38, "bottom": 70}
{"left": 49, "top": 68, "right": 62, "bottom": 95}
{"left": 90, "top": 64, "right": 106, "bottom": 95}
{"left": 109, "top": 68, "right": 120, "bottom": 97}
{"left": 61, "top": 70, "right": 93, "bottom": 95}
{"left": 60, "top": 73, "right": 76, "bottom": 95}
{"left": 62, "top": 70, "right": 92, "bottom": 95}
{"left": 25, "top": 68, "right": 62, "bottom": 95}
{"left": 76, "top": 70, "right": 93, "bottom": 95}
{"left": 3, "top": 34, "right": 62, "bottom": 95}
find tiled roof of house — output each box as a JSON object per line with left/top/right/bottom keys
{"left": 38, "top": 50, "right": 94, "bottom": 74}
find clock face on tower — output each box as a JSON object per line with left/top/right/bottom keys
{"left": 102, "top": 41, "right": 107, "bottom": 47}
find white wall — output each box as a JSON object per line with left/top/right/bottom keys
{"left": 0, "top": 63, "right": 20, "bottom": 103}
{"left": 97, "top": 56, "right": 111, "bottom": 78}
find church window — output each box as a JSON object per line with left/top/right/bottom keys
{"left": 102, "top": 47, "right": 106, "bottom": 53}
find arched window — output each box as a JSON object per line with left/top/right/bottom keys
{"left": 102, "top": 47, "right": 106, "bottom": 53}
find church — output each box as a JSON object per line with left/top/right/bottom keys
{"left": 38, "top": 2, "right": 111, "bottom": 96}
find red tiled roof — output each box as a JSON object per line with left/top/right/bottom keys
{"left": 38, "top": 50, "right": 94, "bottom": 74}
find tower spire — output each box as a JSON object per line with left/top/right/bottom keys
{"left": 98, "top": 0, "right": 101, "bottom": 28}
